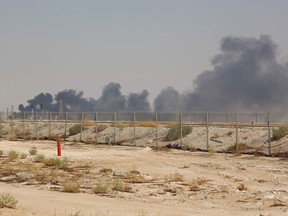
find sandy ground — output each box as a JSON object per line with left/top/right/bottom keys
{"left": 0, "top": 140, "right": 288, "bottom": 216}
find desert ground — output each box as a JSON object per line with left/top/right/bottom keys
{"left": 0, "top": 139, "right": 288, "bottom": 216}
{"left": 0, "top": 121, "right": 288, "bottom": 215}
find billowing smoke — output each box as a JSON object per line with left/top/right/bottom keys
{"left": 19, "top": 35, "right": 288, "bottom": 112}
{"left": 95, "top": 82, "right": 126, "bottom": 111}
{"left": 127, "top": 90, "right": 151, "bottom": 111}
{"left": 18, "top": 82, "right": 151, "bottom": 112}
{"left": 55, "top": 89, "right": 94, "bottom": 112}
{"left": 154, "top": 87, "right": 181, "bottom": 112}
{"left": 154, "top": 35, "right": 288, "bottom": 112}
{"left": 18, "top": 93, "right": 56, "bottom": 111}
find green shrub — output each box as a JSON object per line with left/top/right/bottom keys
{"left": 272, "top": 126, "right": 288, "bottom": 141}
{"left": 0, "top": 192, "right": 18, "bottom": 209}
{"left": 69, "top": 124, "right": 83, "bottom": 136}
{"left": 164, "top": 124, "right": 192, "bottom": 141}
{"left": 29, "top": 147, "right": 38, "bottom": 155}
{"left": 8, "top": 150, "right": 19, "bottom": 161}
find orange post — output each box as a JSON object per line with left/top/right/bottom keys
{"left": 57, "top": 139, "right": 61, "bottom": 156}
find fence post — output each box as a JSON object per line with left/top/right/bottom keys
{"left": 94, "top": 112, "right": 98, "bottom": 144}
{"left": 64, "top": 112, "right": 68, "bottom": 141}
{"left": 180, "top": 112, "right": 183, "bottom": 147}
{"left": 268, "top": 112, "right": 272, "bottom": 156}
{"left": 0, "top": 112, "right": 2, "bottom": 138}
{"left": 35, "top": 112, "right": 38, "bottom": 140}
{"left": 133, "top": 112, "right": 136, "bottom": 146}
{"left": 206, "top": 112, "right": 209, "bottom": 151}
{"left": 155, "top": 112, "right": 158, "bottom": 148}
{"left": 80, "top": 113, "right": 84, "bottom": 142}
{"left": 23, "top": 112, "right": 26, "bottom": 141}
{"left": 48, "top": 112, "right": 51, "bottom": 140}
{"left": 113, "top": 112, "right": 117, "bottom": 144}
{"left": 235, "top": 112, "right": 239, "bottom": 152}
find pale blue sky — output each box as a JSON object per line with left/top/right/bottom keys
{"left": 1, "top": 0, "right": 288, "bottom": 111}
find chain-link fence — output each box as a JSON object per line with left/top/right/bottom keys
{"left": 3, "top": 111, "right": 288, "bottom": 124}
{"left": 1, "top": 111, "right": 288, "bottom": 156}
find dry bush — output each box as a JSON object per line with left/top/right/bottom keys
{"left": 237, "top": 183, "right": 247, "bottom": 191}
{"left": 219, "top": 185, "right": 229, "bottom": 193}
{"left": 188, "top": 177, "right": 211, "bottom": 191}
{"left": 226, "top": 131, "right": 233, "bottom": 136}
{"left": 165, "top": 172, "right": 184, "bottom": 183}
{"left": 0, "top": 149, "right": 3, "bottom": 157}
{"left": 20, "top": 152, "right": 27, "bottom": 159}
{"left": 34, "top": 154, "right": 46, "bottom": 163}
{"left": 0, "top": 192, "right": 18, "bottom": 209}
{"left": 99, "top": 168, "right": 113, "bottom": 174}
{"left": 189, "top": 185, "right": 202, "bottom": 192}
{"left": 63, "top": 182, "right": 80, "bottom": 193}
{"left": 44, "top": 157, "right": 69, "bottom": 169}
{"left": 6, "top": 132, "right": 17, "bottom": 141}
{"left": 92, "top": 183, "right": 109, "bottom": 194}
{"left": 8, "top": 150, "right": 19, "bottom": 161}
{"left": 196, "top": 177, "right": 211, "bottom": 185}
{"left": 124, "top": 171, "right": 146, "bottom": 183}
{"left": 112, "top": 179, "right": 132, "bottom": 192}
{"left": 29, "top": 147, "right": 38, "bottom": 155}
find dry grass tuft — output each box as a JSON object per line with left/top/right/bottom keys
{"left": 226, "top": 131, "right": 233, "bottom": 136}
{"left": 124, "top": 171, "right": 146, "bottom": 183}
{"left": 99, "top": 168, "right": 113, "bottom": 174}
{"left": 29, "top": 147, "right": 38, "bottom": 155}
{"left": 165, "top": 172, "right": 184, "bottom": 183}
{"left": 63, "top": 182, "right": 80, "bottom": 193}
{"left": 237, "top": 183, "right": 247, "bottom": 191}
{"left": 138, "top": 121, "right": 158, "bottom": 128}
{"left": 7, "top": 150, "right": 19, "bottom": 161}
{"left": 112, "top": 179, "right": 132, "bottom": 192}
{"left": 92, "top": 183, "right": 110, "bottom": 194}
{"left": 0, "top": 192, "right": 18, "bottom": 209}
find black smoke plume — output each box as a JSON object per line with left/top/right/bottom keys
{"left": 19, "top": 35, "right": 288, "bottom": 112}
{"left": 18, "top": 82, "right": 151, "bottom": 112}
{"left": 154, "top": 87, "right": 181, "bottom": 112}
{"left": 154, "top": 35, "right": 288, "bottom": 112}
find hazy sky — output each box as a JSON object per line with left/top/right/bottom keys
{"left": 1, "top": 0, "right": 288, "bottom": 111}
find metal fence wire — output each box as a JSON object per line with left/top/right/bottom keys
{"left": 5, "top": 111, "right": 288, "bottom": 124}
{"left": 1, "top": 111, "right": 288, "bottom": 156}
